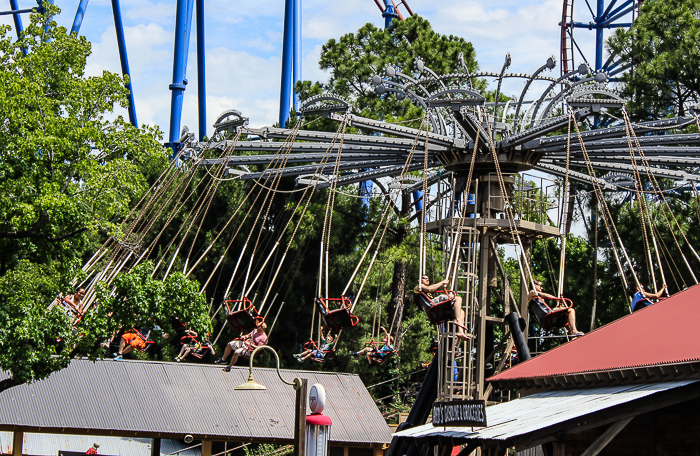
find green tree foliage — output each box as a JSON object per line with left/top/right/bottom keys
{"left": 607, "top": 0, "right": 700, "bottom": 118}
{"left": 0, "top": 6, "right": 165, "bottom": 274}
{"left": 78, "top": 262, "right": 211, "bottom": 356}
{"left": 302, "top": 15, "right": 479, "bottom": 124}
{"left": 0, "top": 6, "right": 168, "bottom": 386}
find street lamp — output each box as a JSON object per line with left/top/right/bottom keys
{"left": 235, "top": 345, "right": 307, "bottom": 456}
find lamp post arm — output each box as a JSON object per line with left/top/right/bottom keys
{"left": 248, "top": 345, "right": 304, "bottom": 389}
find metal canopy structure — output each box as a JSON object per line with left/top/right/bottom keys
{"left": 176, "top": 54, "right": 700, "bottom": 418}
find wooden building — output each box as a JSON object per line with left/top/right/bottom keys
{"left": 393, "top": 284, "right": 700, "bottom": 456}
{"left": 0, "top": 359, "right": 391, "bottom": 456}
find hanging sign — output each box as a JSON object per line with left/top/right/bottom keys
{"left": 432, "top": 400, "right": 487, "bottom": 427}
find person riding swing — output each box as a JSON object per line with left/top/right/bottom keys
{"left": 628, "top": 282, "right": 667, "bottom": 312}
{"left": 528, "top": 279, "right": 583, "bottom": 337}
{"left": 352, "top": 326, "right": 395, "bottom": 365}
{"left": 295, "top": 326, "right": 335, "bottom": 363}
{"left": 216, "top": 322, "right": 268, "bottom": 372}
{"left": 414, "top": 275, "right": 471, "bottom": 341}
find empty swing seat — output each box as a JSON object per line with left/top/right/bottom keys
{"left": 529, "top": 297, "right": 572, "bottom": 331}
{"left": 414, "top": 291, "right": 456, "bottom": 326}
{"left": 225, "top": 297, "right": 264, "bottom": 333}
{"left": 315, "top": 296, "right": 359, "bottom": 333}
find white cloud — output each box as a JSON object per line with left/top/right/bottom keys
{"left": 1, "top": 0, "right": 637, "bottom": 136}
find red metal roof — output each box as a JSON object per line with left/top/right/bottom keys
{"left": 488, "top": 284, "right": 700, "bottom": 382}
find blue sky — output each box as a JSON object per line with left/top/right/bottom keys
{"left": 2, "top": 0, "right": 621, "bottom": 139}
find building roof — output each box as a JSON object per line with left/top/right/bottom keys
{"left": 394, "top": 380, "right": 700, "bottom": 451}
{"left": 0, "top": 433, "right": 199, "bottom": 456}
{"left": 0, "top": 359, "right": 391, "bottom": 446}
{"left": 488, "top": 284, "right": 700, "bottom": 390}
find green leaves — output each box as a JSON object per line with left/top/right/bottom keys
{"left": 0, "top": 6, "right": 166, "bottom": 385}
{"left": 0, "top": 5, "right": 166, "bottom": 271}
{"left": 312, "top": 15, "right": 478, "bottom": 124}
{"left": 607, "top": 0, "right": 700, "bottom": 118}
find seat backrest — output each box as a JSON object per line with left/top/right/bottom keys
{"left": 323, "top": 308, "right": 354, "bottom": 332}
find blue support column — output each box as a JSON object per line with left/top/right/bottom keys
{"left": 167, "top": 0, "right": 195, "bottom": 155}
{"left": 595, "top": 0, "right": 604, "bottom": 71}
{"left": 382, "top": 0, "right": 398, "bottom": 29}
{"left": 292, "top": 0, "right": 301, "bottom": 111}
{"left": 70, "top": 0, "right": 89, "bottom": 34}
{"left": 196, "top": 0, "right": 206, "bottom": 141}
{"left": 9, "top": 0, "right": 27, "bottom": 55}
{"left": 279, "top": 0, "right": 294, "bottom": 127}
{"left": 9, "top": 0, "right": 24, "bottom": 38}
{"left": 111, "top": 0, "right": 138, "bottom": 127}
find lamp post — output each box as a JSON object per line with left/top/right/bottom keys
{"left": 235, "top": 345, "right": 307, "bottom": 456}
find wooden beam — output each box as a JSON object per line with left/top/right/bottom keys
{"left": 580, "top": 417, "right": 633, "bottom": 456}
{"left": 12, "top": 430, "right": 22, "bottom": 456}
{"left": 202, "top": 440, "right": 213, "bottom": 456}
{"left": 151, "top": 438, "right": 161, "bottom": 456}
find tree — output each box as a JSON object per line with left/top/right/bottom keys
{"left": 0, "top": 7, "right": 165, "bottom": 273}
{"left": 312, "top": 15, "right": 479, "bottom": 124}
{"left": 0, "top": 6, "right": 168, "bottom": 387}
{"left": 607, "top": 0, "right": 700, "bottom": 118}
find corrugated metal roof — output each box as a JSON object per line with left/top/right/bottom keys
{"left": 0, "top": 359, "right": 391, "bottom": 445}
{"left": 489, "top": 284, "right": 700, "bottom": 383}
{"left": 0, "top": 433, "right": 198, "bottom": 456}
{"left": 394, "top": 380, "right": 697, "bottom": 443}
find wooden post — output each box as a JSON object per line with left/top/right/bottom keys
{"left": 476, "top": 232, "right": 491, "bottom": 399}
{"left": 295, "top": 378, "right": 308, "bottom": 456}
{"left": 12, "top": 430, "right": 22, "bottom": 456}
{"left": 201, "top": 440, "right": 213, "bottom": 456}
{"left": 519, "top": 240, "right": 532, "bottom": 339}
{"left": 151, "top": 438, "right": 161, "bottom": 456}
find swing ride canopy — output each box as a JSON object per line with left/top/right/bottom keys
{"left": 487, "top": 284, "right": 700, "bottom": 391}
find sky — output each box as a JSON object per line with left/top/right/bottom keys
{"left": 2, "top": 0, "right": 620, "bottom": 140}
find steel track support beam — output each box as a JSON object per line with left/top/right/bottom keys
{"left": 196, "top": 0, "right": 206, "bottom": 141}
{"left": 70, "top": 0, "right": 89, "bottom": 34}
{"left": 167, "top": 0, "right": 195, "bottom": 156}
{"left": 9, "top": 0, "right": 27, "bottom": 55}
{"left": 111, "top": 0, "right": 137, "bottom": 127}
{"left": 293, "top": 0, "right": 301, "bottom": 111}
{"left": 279, "top": 0, "right": 294, "bottom": 126}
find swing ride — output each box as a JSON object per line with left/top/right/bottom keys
{"left": 64, "top": 50, "right": 700, "bottom": 414}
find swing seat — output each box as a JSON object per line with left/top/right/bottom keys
{"left": 315, "top": 296, "right": 359, "bottom": 333}
{"left": 362, "top": 339, "right": 394, "bottom": 364}
{"left": 529, "top": 297, "right": 573, "bottom": 331}
{"left": 225, "top": 298, "right": 264, "bottom": 333}
{"left": 413, "top": 291, "right": 456, "bottom": 326}
{"left": 129, "top": 328, "right": 155, "bottom": 353}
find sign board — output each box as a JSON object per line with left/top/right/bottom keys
{"left": 309, "top": 383, "right": 326, "bottom": 414}
{"left": 432, "top": 400, "right": 487, "bottom": 427}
